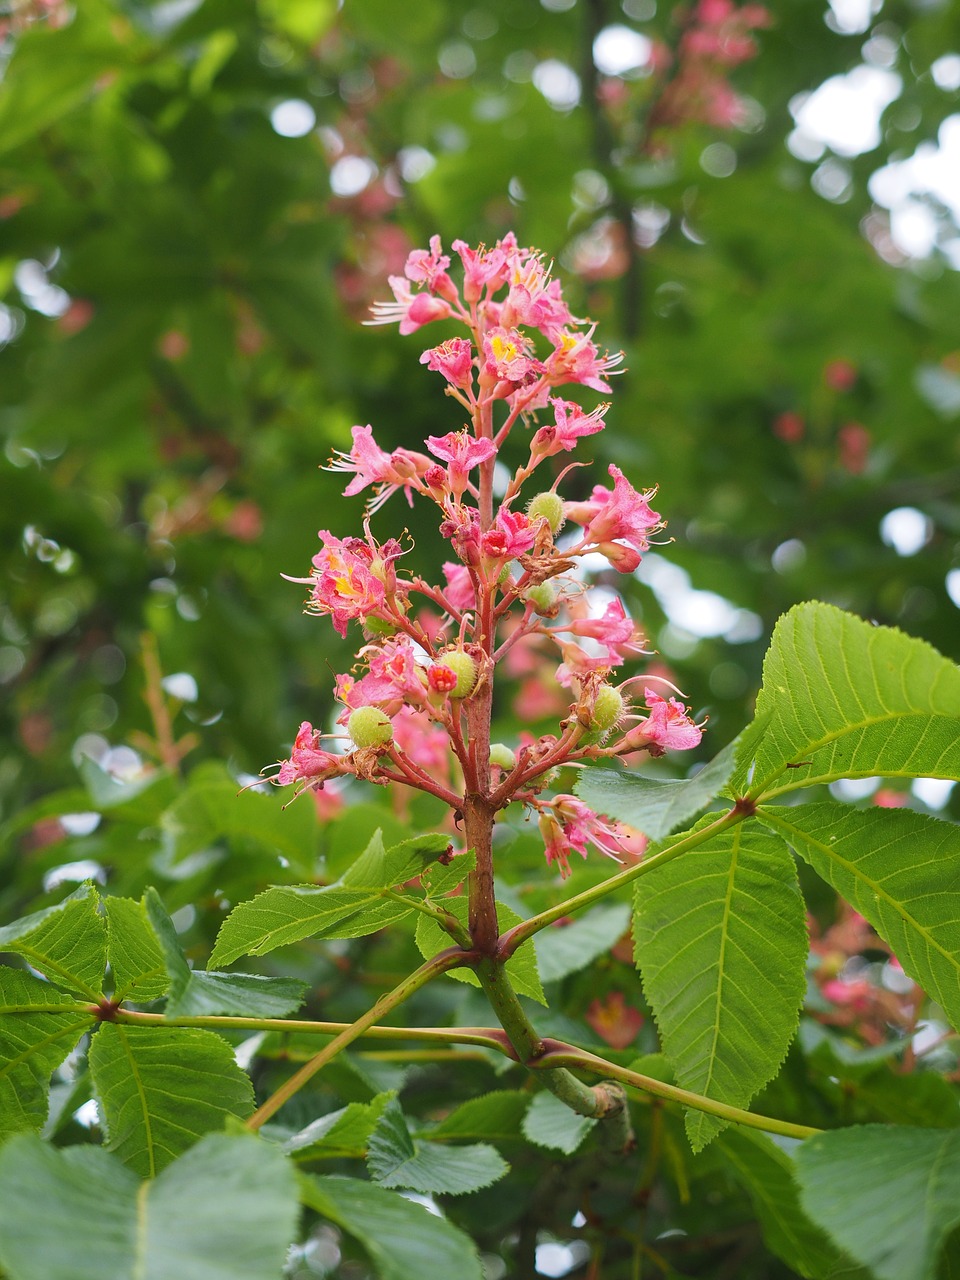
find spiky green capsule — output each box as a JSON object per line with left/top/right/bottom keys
{"left": 347, "top": 707, "right": 394, "bottom": 748}
{"left": 590, "top": 685, "right": 624, "bottom": 732}
{"left": 526, "top": 491, "right": 565, "bottom": 535}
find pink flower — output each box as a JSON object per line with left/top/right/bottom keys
{"left": 562, "top": 598, "right": 644, "bottom": 663}
{"left": 482, "top": 326, "right": 540, "bottom": 383}
{"left": 426, "top": 430, "right": 497, "bottom": 498}
{"left": 544, "top": 327, "right": 623, "bottom": 392}
{"left": 326, "top": 425, "right": 431, "bottom": 512}
{"left": 367, "top": 276, "right": 453, "bottom": 334}
{"left": 822, "top": 978, "right": 874, "bottom": 1012}
{"left": 441, "top": 562, "right": 476, "bottom": 613}
{"left": 306, "top": 532, "right": 390, "bottom": 637}
{"left": 540, "top": 796, "right": 627, "bottom": 878}
{"left": 276, "top": 722, "right": 343, "bottom": 787}
{"left": 564, "top": 465, "right": 662, "bottom": 556}
{"left": 452, "top": 234, "right": 516, "bottom": 302}
{"left": 393, "top": 706, "right": 451, "bottom": 780}
{"left": 530, "top": 398, "right": 608, "bottom": 459}
{"left": 639, "top": 689, "right": 703, "bottom": 751}
{"left": 404, "top": 235, "right": 456, "bottom": 301}
{"left": 481, "top": 509, "right": 537, "bottom": 560}
{"left": 499, "top": 254, "right": 576, "bottom": 336}
{"left": 420, "top": 337, "right": 474, "bottom": 390}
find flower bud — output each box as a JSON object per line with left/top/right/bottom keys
{"left": 589, "top": 684, "right": 624, "bottom": 732}
{"left": 435, "top": 649, "right": 478, "bottom": 698}
{"left": 489, "top": 743, "right": 516, "bottom": 770}
{"left": 347, "top": 707, "right": 394, "bottom": 748}
{"left": 527, "top": 491, "right": 565, "bottom": 536}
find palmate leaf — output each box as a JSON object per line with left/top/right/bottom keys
{"left": 760, "top": 804, "right": 960, "bottom": 1032}
{"left": 104, "top": 897, "right": 169, "bottom": 1003}
{"left": 428, "top": 1090, "right": 531, "bottom": 1143}
{"left": 795, "top": 1126, "right": 960, "bottom": 1280}
{"left": 576, "top": 737, "right": 739, "bottom": 842}
{"left": 88, "top": 1023, "right": 255, "bottom": 1177}
{"left": 301, "top": 1173, "right": 483, "bottom": 1280}
{"left": 0, "top": 884, "right": 106, "bottom": 999}
{"left": 534, "top": 902, "right": 631, "bottom": 984}
{"left": 0, "top": 969, "right": 94, "bottom": 1144}
{"left": 714, "top": 1128, "right": 847, "bottom": 1279}
{"left": 367, "top": 1097, "right": 508, "bottom": 1195}
{"left": 730, "top": 602, "right": 960, "bottom": 801}
{"left": 633, "top": 816, "right": 807, "bottom": 1151}
{"left": 142, "top": 890, "right": 306, "bottom": 1018}
{"left": 160, "top": 764, "right": 318, "bottom": 877}
{"left": 0, "top": 1132, "right": 298, "bottom": 1280}
{"left": 209, "top": 829, "right": 450, "bottom": 968}
{"left": 284, "top": 1092, "right": 396, "bottom": 1159}
{"left": 522, "top": 1090, "right": 597, "bottom": 1154}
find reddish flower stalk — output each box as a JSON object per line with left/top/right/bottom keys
{"left": 269, "top": 234, "right": 704, "bottom": 949}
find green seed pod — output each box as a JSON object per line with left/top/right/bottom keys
{"left": 489, "top": 742, "right": 517, "bottom": 770}
{"left": 437, "top": 649, "right": 478, "bottom": 698}
{"left": 524, "top": 581, "right": 558, "bottom": 615}
{"left": 526, "top": 491, "right": 565, "bottom": 536}
{"left": 347, "top": 707, "right": 394, "bottom": 748}
{"left": 590, "top": 684, "right": 624, "bottom": 732}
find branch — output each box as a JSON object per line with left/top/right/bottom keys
{"left": 244, "top": 947, "right": 474, "bottom": 1130}
{"left": 535, "top": 1042, "right": 821, "bottom": 1142}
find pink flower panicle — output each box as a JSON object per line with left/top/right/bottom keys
{"left": 275, "top": 235, "right": 704, "bottom": 878}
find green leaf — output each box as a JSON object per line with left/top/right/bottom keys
{"left": 206, "top": 829, "right": 446, "bottom": 968}
{"left": 142, "top": 889, "right": 306, "bottom": 1017}
{"left": 715, "top": 1128, "right": 846, "bottom": 1279}
{"left": 0, "top": 969, "right": 93, "bottom": 1144}
{"left": 421, "top": 849, "right": 477, "bottom": 899}
{"left": 535, "top": 903, "right": 631, "bottom": 984}
{"left": 634, "top": 817, "right": 808, "bottom": 1151}
{"left": 429, "top": 1090, "right": 531, "bottom": 1143}
{"left": 209, "top": 884, "right": 412, "bottom": 968}
{"left": 341, "top": 830, "right": 453, "bottom": 890}
{"left": 577, "top": 738, "right": 738, "bottom": 842}
{"left": 0, "top": 884, "right": 106, "bottom": 999}
{"left": 88, "top": 1022, "right": 255, "bottom": 1177}
{"left": 0, "top": 6, "right": 126, "bottom": 154}
{"left": 415, "top": 898, "right": 545, "bottom": 1004}
{"left": 730, "top": 602, "right": 960, "bottom": 800}
{"left": 284, "top": 1092, "right": 395, "bottom": 1159}
{"left": 367, "top": 1097, "right": 508, "bottom": 1196}
{"left": 760, "top": 804, "right": 960, "bottom": 1033}
{"left": 301, "top": 1172, "right": 483, "bottom": 1280}
{"left": 104, "top": 897, "right": 169, "bottom": 1003}
{"left": 0, "top": 1132, "right": 299, "bottom": 1280}
{"left": 258, "top": 0, "right": 339, "bottom": 43}
{"left": 522, "top": 1090, "right": 597, "bottom": 1154}
{"left": 795, "top": 1126, "right": 960, "bottom": 1280}
{"left": 161, "top": 765, "right": 317, "bottom": 875}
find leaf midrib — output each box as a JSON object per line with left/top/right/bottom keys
{"left": 750, "top": 709, "right": 949, "bottom": 800}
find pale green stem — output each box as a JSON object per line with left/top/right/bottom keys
{"left": 245, "top": 947, "right": 471, "bottom": 1131}
{"left": 536, "top": 1045, "right": 820, "bottom": 1142}
{"left": 380, "top": 888, "right": 473, "bottom": 946}
{"left": 107, "top": 1006, "right": 510, "bottom": 1053}
{"left": 499, "top": 806, "right": 745, "bottom": 957}
{"left": 476, "top": 958, "right": 624, "bottom": 1120}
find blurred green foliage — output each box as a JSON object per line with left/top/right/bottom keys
{"left": 2, "top": 2, "right": 960, "bottom": 1273}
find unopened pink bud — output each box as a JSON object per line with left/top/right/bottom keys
{"left": 598, "top": 542, "right": 642, "bottom": 573}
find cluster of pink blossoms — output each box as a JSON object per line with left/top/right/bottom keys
{"left": 272, "top": 233, "right": 703, "bottom": 877}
